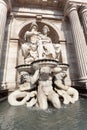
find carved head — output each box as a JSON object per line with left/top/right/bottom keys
{"left": 30, "top": 21, "right": 38, "bottom": 31}
{"left": 42, "top": 25, "right": 50, "bottom": 35}
{"left": 30, "top": 43, "right": 37, "bottom": 51}
{"left": 20, "top": 71, "right": 30, "bottom": 84}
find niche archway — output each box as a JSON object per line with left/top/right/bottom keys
{"left": 19, "top": 20, "right": 59, "bottom": 44}
{"left": 18, "top": 20, "right": 63, "bottom": 65}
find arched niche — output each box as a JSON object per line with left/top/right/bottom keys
{"left": 18, "top": 20, "right": 66, "bottom": 65}
{"left": 19, "top": 20, "right": 59, "bottom": 43}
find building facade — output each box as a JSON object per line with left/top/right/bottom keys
{"left": 0, "top": 0, "right": 87, "bottom": 91}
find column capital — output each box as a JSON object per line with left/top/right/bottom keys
{"left": 64, "top": 0, "right": 87, "bottom": 17}
{"left": 80, "top": 5, "right": 87, "bottom": 13}
{"left": 64, "top": 1, "right": 78, "bottom": 17}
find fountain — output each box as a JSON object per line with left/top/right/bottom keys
{"left": 8, "top": 21, "right": 79, "bottom": 109}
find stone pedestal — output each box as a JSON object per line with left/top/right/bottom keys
{"left": 65, "top": 4, "right": 87, "bottom": 84}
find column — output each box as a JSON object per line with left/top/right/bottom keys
{"left": 0, "top": 0, "right": 11, "bottom": 88}
{"left": 65, "top": 4, "right": 87, "bottom": 83}
{"left": 80, "top": 6, "right": 87, "bottom": 43}
{"left": 0, "top": 0, "right": 8, "bottom": 63}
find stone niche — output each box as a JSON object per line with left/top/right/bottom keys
{"left": 19, "top": 22, "right": 59, "bottom": 44}
{"left": 18, "top": 19, "right": 67, "bottom": 65}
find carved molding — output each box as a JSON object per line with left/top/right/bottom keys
{"left": 18, "top": 20, "right": 60, "bottom": 43}
{"left": 64, "top": 2, "right": 77, "bottom": 17}
{"left": 66, "top": 0, "right": 87, "bottom": 6}
{"left": 80, "top": 5, "right": 87, "bottom": 13}
{"left": 64, "top": 0, "right": 87, "bottom": 17}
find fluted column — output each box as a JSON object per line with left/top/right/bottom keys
{"left": 80, "top": 6, "right": 87, "bottom": 43}
{"left": 0, "top": 0, "right": 11, "bottom": 88}
{"left": 0, "top": 0, "right": 9, "bottom": 62}
{"left": 65, "top": 4, "right": 87, "bottom": 82}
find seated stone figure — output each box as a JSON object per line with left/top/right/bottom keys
{"left": 38, "top": 25, "right": 56, "bottom": 59}
{"left": 38, "top": 25, "right": 61, "bottom": 60}
{"left": 21, "top": 21, "right": 40, "bottom": 64}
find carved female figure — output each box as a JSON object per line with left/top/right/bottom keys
{"left": 21, "top": 22, "right": 40, "bottom": 63}
{"left": 39, "top": 25, "right": 56, "bottom": 59}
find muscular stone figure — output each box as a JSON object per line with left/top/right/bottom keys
{"left": 53, "top": 66, "right": 79, "bottom": 104}
{"left": 54, "top": 69, "right": 69, "bottom": 91}
{"left": 19, "top": 71, "right": 31, "bottom": 91}
{"left": 31, "top": 66, "right": 61, "bottom": 110}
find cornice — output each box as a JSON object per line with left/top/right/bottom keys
{"left": 66, "top": 0, "right": 87, "bottom": 6}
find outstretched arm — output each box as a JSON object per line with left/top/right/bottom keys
{"left": 30, "top": 69, "right": 39, "bottom": 84}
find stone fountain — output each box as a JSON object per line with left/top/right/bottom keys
{"left": 8, "top": 21, "right": 79, "bottom": 109}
